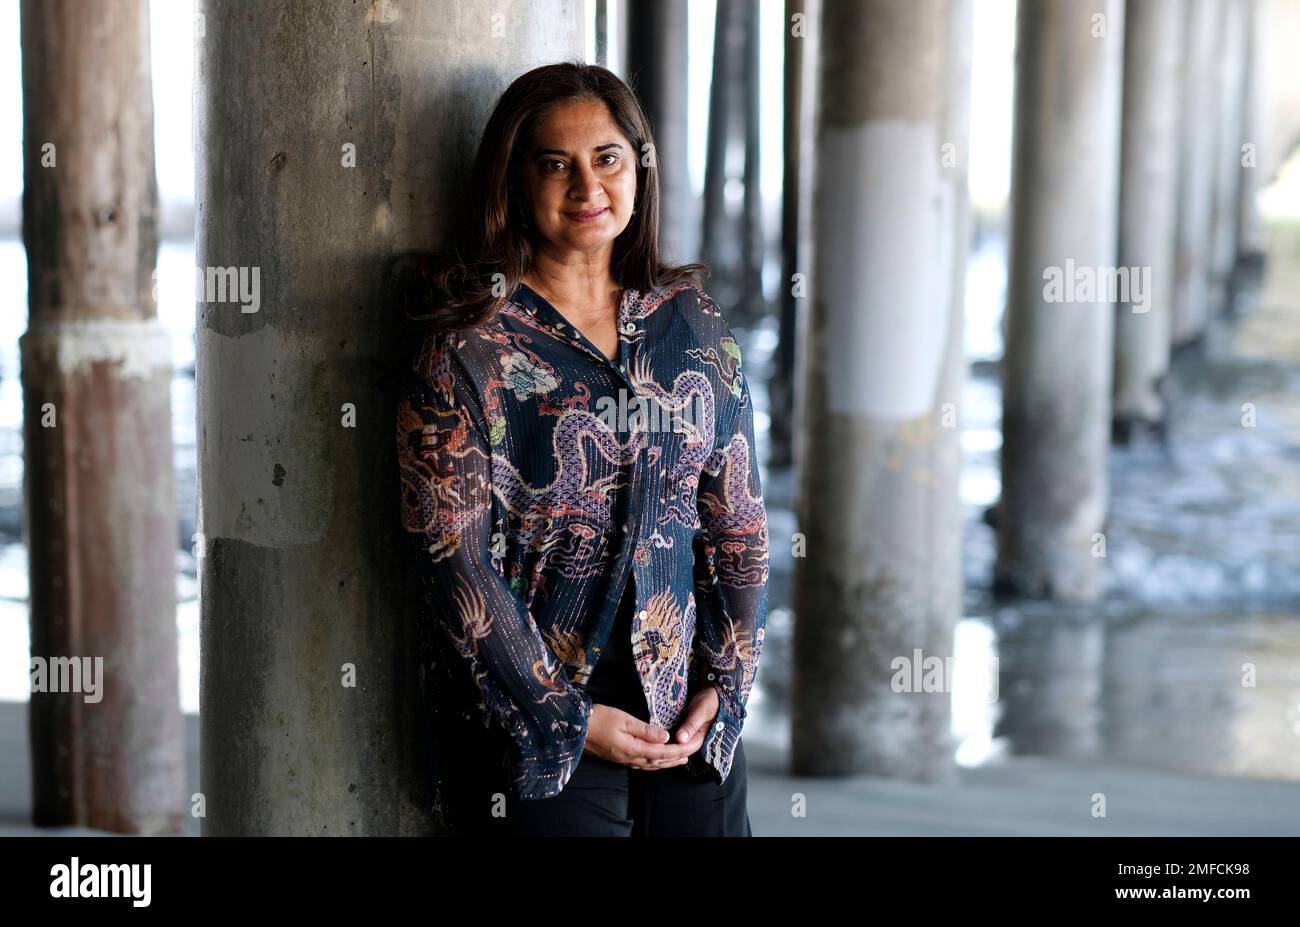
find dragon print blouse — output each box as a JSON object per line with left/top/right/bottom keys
{"left": 396, "top": 279, "right": 770, "bottom": 809}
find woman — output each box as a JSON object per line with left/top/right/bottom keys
{"left": 395, "top": 61, "right": 769, "bottom": 837}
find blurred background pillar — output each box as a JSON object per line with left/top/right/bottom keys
{"left": 1113, "top": 0, "right": 1185, "bottom": 441}
{"left": 19, "top": 0, "right": 183, "bottom": 833}
{"left": 195, "top": 0, "right": 583, "bottom": 836}
{"left": 625, "top": 0, "right": 692, "bottom": 263}
{"left": 792, "top": 0, "right": 971, "bottom": 781}
{"left": 770, "top": 0, "right": 820, "bottom": 471}
{"left": 995, "top": 0, "right": 1124, "bottom": 601}
{"left": 595, "top": 0, "right": 610, "bottom": 68}
{"left": 1172, "top": 0, "right": 1223, "bottom": 345}
{"left": 1208, "top": 0, "right": 1251, "bottom": 312}
{"left": 1235, "top": 0, "right": 1265, "bottom": 271}
{"left": 701, "top": 0, "right": 764, "bottom": 325}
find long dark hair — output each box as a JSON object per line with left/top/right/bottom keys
{"left": 394, "top": 60, "right": 709, "bottom": 335}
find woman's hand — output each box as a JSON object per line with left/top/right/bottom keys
{"left": 668, "top": 685, "right": 717, "bottom": 753}
{"left": 584, "top": 704, "right": 698, "bottom": 770}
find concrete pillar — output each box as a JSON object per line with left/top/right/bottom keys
{"left": 19, "top": 0, "right": 183, "bottom": 833}
{"left": 596, "top": 0, "right": 610, "bottom": 67}
{"left": 995, "top": 0, "right": 1124, "bottom": 601}
{"left": 196, "top": 0, "right": 584, "bottom": 836}
{"left": 770, "top": 0, "right": 820, "bottom": 471}
{"left": 625, "top": 0, "right": 691, "bottom": 262}
{"left": 792, "top": 0, "right": 971, "bottom": 782}
{"left": 701, "top": 0, "right": 748, "bottom": 312}
{"left": 1172, "top": 0, "right": 1223, "bottom": 345}
{"left": 1208, "top": 0, "right": 1250, "bottom": 310}
{"left": 1113, "top": 0, "right": 1185, "bottom": 440}
{"left": 740, "top": 0, "right": 765, "bottom": 320}
{"left": 1236, "top": 0, "right": 1265, "bottom": 266}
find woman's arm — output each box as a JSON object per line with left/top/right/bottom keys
{"left": 687, "top": 313, "right": 771, "bottom": 784}
{"left": 397, "top": 332, "right": 593, "bottom": 800}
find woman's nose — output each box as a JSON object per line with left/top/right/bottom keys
{"left": 570, "top": 165, "right": 603, "bottom": 200}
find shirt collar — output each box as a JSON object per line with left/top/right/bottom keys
{"left": 512, "top": 280, "right": 637, "bottom": 333}
{"left": 510, "top": 279, "right": 642, "bottom": 362}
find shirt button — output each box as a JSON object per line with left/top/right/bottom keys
{"left": 707, "top": 673, "right": 716, "bottom": 681}
{"left": 714, "top": 721, "right": 725, "bottom": 732}
{"left": 638, "top": 610, "right": 648, "bottom": 621}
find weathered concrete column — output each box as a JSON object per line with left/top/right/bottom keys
{"left": 626, "top": 1, "right": 691, "bottom": 263}
{"left": 1172, "top": 0, "right": 1223, "bottom": 345}
{"left": 1208, "top": 0, "right": 1250, "bottom": 308}
{"left": 19, "top": 0, "right": 183, "bottom": 833}
{"left": 1113, "top": 0, "right": 1185, "bottom": 439}
{"left": 196, "top": 0, "right": 583, "bottom": 836}
{"left": 792, "top": 0, "right": 971, "bottom": 782}
{"left": 995, "top": 0, "right": 1124, "bottom": 601}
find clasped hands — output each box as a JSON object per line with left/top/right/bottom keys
{"left": 583, "top": 685, "right": 718, "bottom": 770}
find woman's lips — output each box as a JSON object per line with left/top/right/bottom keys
{"left": 566, "top": 207, "right": 609, "bottom": 222}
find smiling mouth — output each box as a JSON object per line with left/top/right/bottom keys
{"left": 566, "top": 207, "right": 609, "bottom": 222}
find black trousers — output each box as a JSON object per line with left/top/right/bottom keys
{"left": 439, "top": 576, "right": 752, "bottom": 837}
{"left": 439, "top": 728, "right": 752, "bottom": 837}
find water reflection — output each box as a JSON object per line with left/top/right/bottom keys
{"left": 990, "top": 604, "right": 1300, "bottom": 781}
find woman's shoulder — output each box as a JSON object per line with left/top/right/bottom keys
{"left": 676, "top": 282, "right": 732, "bottom": 326}
{"left": 679, "top": 282, "right": 722, "bottom": 316}
{"left": 656, "top": 282, "right": 735, "bottom": 348}
{"left": 665, "top": 285, "right": 747, "bottom": 393}
{"left": 410, "top": 318, "right": 507, "bottom": 379}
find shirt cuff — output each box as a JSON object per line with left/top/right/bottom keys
{"left": 505, "top": 688, "right": 594, "bottom": 800}
{"left": 686, "top": 682, "right": 745, "bottom": 785}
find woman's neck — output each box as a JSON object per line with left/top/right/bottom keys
{"left": 521, "top": 261, "right": 620, "bottom": 329}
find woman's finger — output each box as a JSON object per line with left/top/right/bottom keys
{"left": 629, "top": 756, "right": 690, "bottom": 770}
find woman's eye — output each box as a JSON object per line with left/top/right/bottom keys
{"left": 599, "top": 154, "right": 621, "bottom": 168}
{"left": 544, "top": 160, "right": 567, "bottom": 172}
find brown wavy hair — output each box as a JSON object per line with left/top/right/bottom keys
{"left": 392, "top": 60, "right": 709, "bottom": 336}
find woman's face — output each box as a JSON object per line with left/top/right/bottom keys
{"left": 517, "top": 99, "right": 638, "bottom": 258}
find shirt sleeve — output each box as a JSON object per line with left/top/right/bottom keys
{"left": 397, "top": 332, "right": 594, "bottom": 801}
{"left": 686, "top": 316, "right": 770, "bottom": 785}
